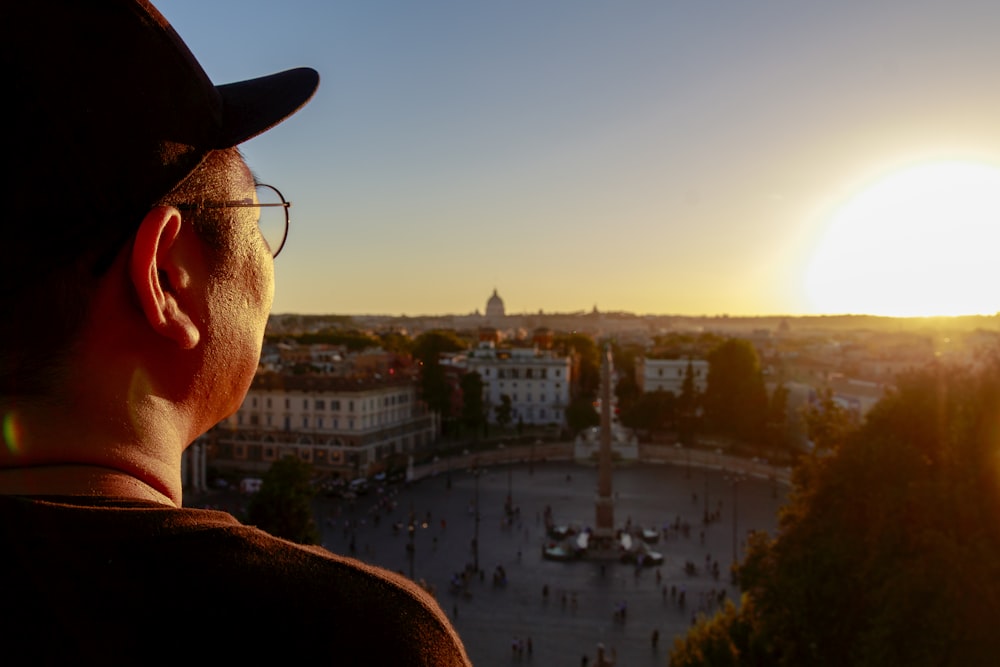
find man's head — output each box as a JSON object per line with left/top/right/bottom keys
{"left": 1, "top": 0, "right": 318, "bottom": 395}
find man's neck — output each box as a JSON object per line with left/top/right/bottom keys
{"left": 0, "top": 464, "right": 176, "bottom": 506}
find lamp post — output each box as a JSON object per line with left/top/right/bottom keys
{"left": 473, "top": 464, "right": 481, "bottom": 573}
{"left": 406, "top": 520, "right": 416, "bottom": 579}
{"left": 505, "top": 444, "right": 513, "bottom": 516}
{"left": 724, "top": 471, "right": 746, "bottom": 571}
{"left": 703, "top": 468, "right": 710, "bottom": 525}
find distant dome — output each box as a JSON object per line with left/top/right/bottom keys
{"left": 485, "top": 289, "right": 506, "bottom": 319}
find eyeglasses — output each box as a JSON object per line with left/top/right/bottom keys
{"left": 175, "top": 183, "right": 291, "bottom": 258}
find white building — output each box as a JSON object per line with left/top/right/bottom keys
{"left": 636, "top": 357, "right": 708, "bottom": 395}
{"left": 212, "top": 373, "right": 436, "bottom": 477}
{"left": 459, "top": 342, "right": 571, "bottom": 427}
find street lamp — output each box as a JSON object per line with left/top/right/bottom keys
{"left": 724, "top": 471, "right": 747, "bottom": 572}
{"left": 472, "top": 464, "right": 481, "bottom": 573}
{"left": 703, "top": 468, "right": 710, "bottom": 525}
{"left": 406, "top": 521, "right": 416, "bottom": 579}
{"left": 506, "top": 445, "right": 513, "bottom": 516}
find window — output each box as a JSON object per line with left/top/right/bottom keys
{"left": 315, "top": 399, "right": 325, "bottom": 410}
{"left": 302, "top": 416, "right": 308, "bottom": 428}
{"left": 266, "top": 397, "right": 272, "bottom": 408}
{"left": 541, "top": 369, "right": 547, "bottom": 379}
{"left": 317, "top": 417, "right": 324, "bottom": 429}
{"left": 303, "top": 398, "right": 309, "bottom": 409}
{"left": 526, "top": 368, "right": 533, "bottom": 379}
{"left": 251, "top": 397, "right": 258, "bottom": 408}
{"left": 332, "top": 400, "right": 341, "bottom": 411}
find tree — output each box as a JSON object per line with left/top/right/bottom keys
{"left": 495, "top": 394, "right": 513, "bottom": 431}
{"left": 293, "top": 330, "right": 380, "bottom": 351}
{"left": 246, "top": 456, "right": 320, "bottom": 545}
{"left": 802, "top": 386, "right": 855, "bottom": 453}
{"left": 378, "top": 330, "right": 413, "bottom": 355}
{"left": 672, "top": 362, "right": 1000, "bottom": 665}
{"left": 460, "top": 371, "right": 486, "bottom": 438}
{"left": 763, "top": 383, "right": 791, "bottom": 457}
{"left": 619, "top": 389, "right": 675, "bottom": 433}
{"left": 411, "top": 329, "right": 467, "bottom": 363}
{"left": 677, "top": 359, "right": 701, "bottom": 445}
{"left": 703, "top": 339, "right": 767, "bottom": 443}
{"left": 556, "top": 333, "right": 601, "bottom": 400}
{"left": 412, "top": 330, "right": 467, "bottom": 426}
{"left": 614, "top": 367, "right": 641, "bottom": 419}
{"left": 670, "top": 595, "right": 768, "bottom": 667}
{"left": 564, "top": 396, "right": 599, "bottom": 433}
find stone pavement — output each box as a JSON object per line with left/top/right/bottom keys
{"left": 311, "top": 459, "right": 787, "bottom": 666}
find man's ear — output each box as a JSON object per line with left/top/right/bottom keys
{"left": 129, "top": 207, "right": 201, "bottom": 350}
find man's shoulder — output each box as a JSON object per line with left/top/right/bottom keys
{"left": 0, "top": 495, "right": 470, "bottom": 665}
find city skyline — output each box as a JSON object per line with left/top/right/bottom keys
{"left": 164, "top": 1, "right": 1000, "bottom": 318}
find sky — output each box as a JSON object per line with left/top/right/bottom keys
{"left": 161, "top": 0, "right": 1000, "bottom": 318}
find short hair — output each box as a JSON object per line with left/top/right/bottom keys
{"left": 158, "top": 147, "right": 249, "bottom": 256}
{"left": 0, "top": 148, "right": 244, "bottom": 397}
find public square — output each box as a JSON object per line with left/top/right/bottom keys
{"left": 312, "top": 459, "right": 787, "bottom": 666}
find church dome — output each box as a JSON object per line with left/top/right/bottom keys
{"left": 485, "top": 289, "right": 506, "bottom": 319}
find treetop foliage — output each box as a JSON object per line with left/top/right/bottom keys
{"left": 267, "top": 330, "right": 381, "bottom": 352}
{"left": 671, "top": 360, "right": 1000, "bottom": 666}
{"left": 703, "top": 338, "right": 768, "bottom": 442}
{"left": 411, "top": 330, "right": 469, "bottom": 364}
{"left": 245, "top": 456, "right": 320, "bottom": 546}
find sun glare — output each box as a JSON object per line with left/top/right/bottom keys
{"left": 805, "top": 161, "right": 1000, "bottom": 317}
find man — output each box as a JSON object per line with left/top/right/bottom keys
{"left": 0, "top": 2, "right": 469, "bottom": 664}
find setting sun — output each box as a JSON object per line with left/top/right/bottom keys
{"left": 805, "top": 161, "right": 1000, "bottom": 317}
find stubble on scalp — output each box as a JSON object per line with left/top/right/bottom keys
{"left": 158, "top": 147, "right": 258, "bottom": 266}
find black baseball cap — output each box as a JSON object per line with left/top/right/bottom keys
{"left": 3, "top": 0, "right": 320, "bottom": 279}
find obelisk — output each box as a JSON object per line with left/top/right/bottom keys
{"left": 593, "top": 344, "right": 615, "bottom": 549}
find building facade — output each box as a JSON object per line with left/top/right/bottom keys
{"left": 211, "top": 373, "right": 436, "bottom": 478}
{"left": 462, "top": 342, "right": 571, "bottom": 427}
{"left": 636, "top": 357, "right": 709, "bottom": 395}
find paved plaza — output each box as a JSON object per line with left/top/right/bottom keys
{"left": 310, "top": 459, "right": 787, "bottom": 666}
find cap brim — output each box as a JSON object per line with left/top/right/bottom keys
{"left": 215, "top": 67, "right": 320, "bottom": 148}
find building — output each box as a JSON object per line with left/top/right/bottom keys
{"left": 210, "top": 373, "right": 436, "bottom": 478}
{"left": 460, "top": 342, "right": 571, "bottom": 427}
{"left": 485, "top": 288, "right": 506, "bottom": 322}
{"left": 635, "top": 357, "right": 709, "bottom": 395}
